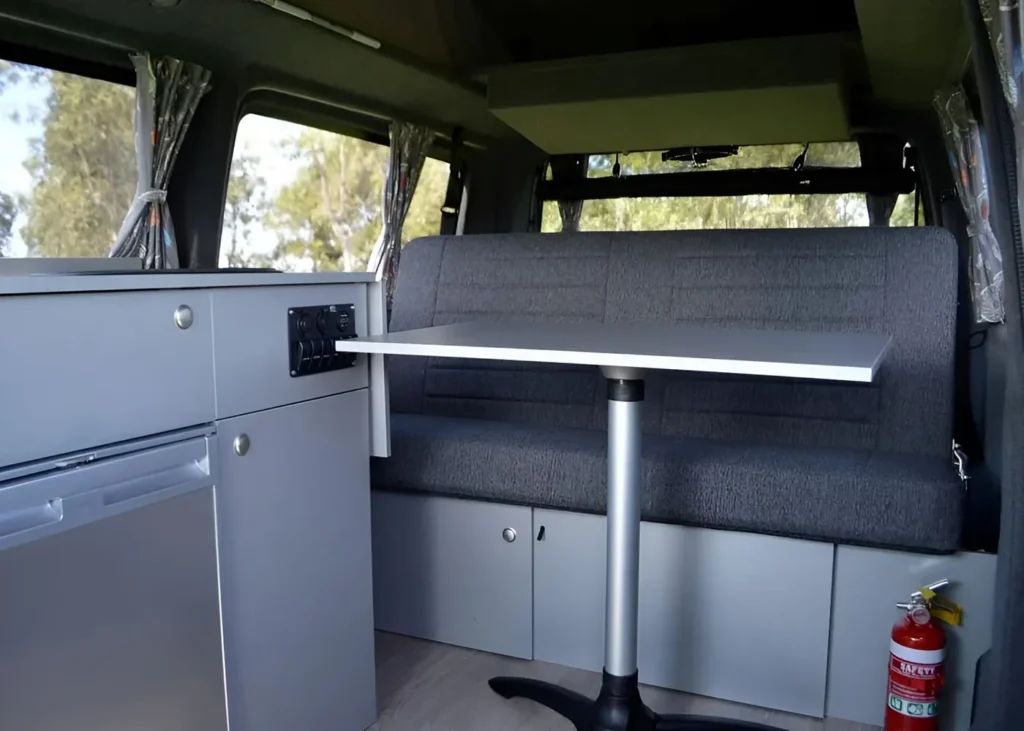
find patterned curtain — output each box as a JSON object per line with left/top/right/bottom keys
{"left": 935, "top": 87, "right": 1005, "bottom": 323}
{"left": 110, "top": 54, "right": 211, "bottom": 268}
{"left": 367, "top": 121, "right": 436, "bottom": 314}
{"left": 977, "top": 0, "right": 1023, "bottom": 321}
{"left": 549, "top": 155, "right": 588, "bottom": 232}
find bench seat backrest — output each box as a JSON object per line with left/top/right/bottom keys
{"left": 388, "top": 228, "right": 958, "bottom": 458}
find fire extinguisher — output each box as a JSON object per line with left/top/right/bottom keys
{"left": 884, "top": 579, "right": 963, "bottom": 731}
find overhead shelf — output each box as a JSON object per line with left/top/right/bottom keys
{"left": 486, "top": 34, "right": 854, "bottom": 153}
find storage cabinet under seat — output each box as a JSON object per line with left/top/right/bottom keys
{"left": 371, "top": 491, "right": 534, "bottom": 659}
{"left": 532, "top": 509, "right": 834, "bottom": 717}
{"left": 826, "top": 545, "right": 997, "bottom": 731}
{"left": 370, "top": 494, "right": 997, "bottom": 731}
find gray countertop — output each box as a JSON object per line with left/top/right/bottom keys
{"left": 0, "top": 270, "right": 377, "bottom": 295}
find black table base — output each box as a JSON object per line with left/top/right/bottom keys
{"left": 490, "top": 672, "right": 783, "bottom": 731}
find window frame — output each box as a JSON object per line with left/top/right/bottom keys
{"left": 235, "top": 89, "right": 455, "bottom": 165}
{"left": 0, "top": 39, "right": 135, "bottom": 88}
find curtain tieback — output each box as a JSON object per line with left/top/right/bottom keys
{"left": 135, "top": 189, "right": 167, "bottom": 204}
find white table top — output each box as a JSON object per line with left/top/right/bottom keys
{"left": 333, "top": 321, "right": 892, "bottom": 383}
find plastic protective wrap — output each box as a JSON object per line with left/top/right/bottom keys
{"left": 935, "top": 88, "right": 1005, "bottom": 323}
{"left": 366, "top": 121, "right": 435, "bottom": 315}
{"left": 980, "top": 0, "right": 1022, "bottom": 110}
{"left": 978, "top": 0, "right": 1024, "bottom": 323}
{"left": 110, "top": 54, "right": 211, "bottom": 268}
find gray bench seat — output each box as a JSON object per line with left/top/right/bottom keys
{"left": 376, "top": 228, "right": 964, "bottom": 552}
{"left": 372, "top": 413, "right": 963, "bottom": 552}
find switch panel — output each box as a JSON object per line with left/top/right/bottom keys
{"left": 288, "top": 304, "right": 357, "bottom": 377}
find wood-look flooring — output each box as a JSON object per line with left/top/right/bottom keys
{"left": 370, "top": 632, "right": 879, "bottom": 731}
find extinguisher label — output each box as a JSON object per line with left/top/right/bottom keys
{"left": 889, "top": 641, "right": 945, "bottom": 665}
{"left": 888, "top": 645, "right": 944, "bottom": 719}
{"left": 888, "top": 692, "right": 939, "bottom": 718}
{"left": 889, "top": 654, "right": 941, "bottom": 680}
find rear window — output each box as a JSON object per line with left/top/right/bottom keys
{"left": 542, "top": 142, "right": 917, "bottom": 232}
{"left": 586, "top": 142, "right": 861, "bottom": 177}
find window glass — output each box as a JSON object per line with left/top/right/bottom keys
{"left": 544, "top": 142, "right": 873, "bottom": 232}
{"left": 0, "top": 60, "right": 136, "bottom": 257}
{"left": 542, "top": 194, "right": 869, "bottom": 232}
{"left": 586, "top": 142, "right": 861, "bottom": 178}
{"left": 220, "top": 113, "right": 448, "bottom": 272}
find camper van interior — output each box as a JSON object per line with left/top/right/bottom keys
{"left": 1, "top": 1, "right": 1022, "bottom": 730}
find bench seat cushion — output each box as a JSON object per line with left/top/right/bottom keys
{"left": 373, "top": 413, "right": 963, "bottom": 553}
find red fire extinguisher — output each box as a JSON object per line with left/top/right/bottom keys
{"left": 884, "top": 579, "right": 962, "bottom": 731}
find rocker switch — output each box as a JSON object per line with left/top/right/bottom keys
{"left": 288, "top": 304, "right": 356, "bottom": 377}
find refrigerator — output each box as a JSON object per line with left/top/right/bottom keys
{"left": 0, "top": 426, "right": 228, "bottom": 731}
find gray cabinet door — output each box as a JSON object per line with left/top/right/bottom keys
{"left": 216, "top": 391, "right": 376, "bottom": 731}
{"left": 0, "top": 291, "right": 216, "bottom": 468}
{"left": 210, "top": 284, "right": 369, "bottom": 419}
{"left": 533, "top": 509, "right": 835, "bottom": 717}
{"left": 371, "top": 492, "right": 533, "bottom": 659}
{"left": 826, "top": 546, "right": 997, "bottom": 731}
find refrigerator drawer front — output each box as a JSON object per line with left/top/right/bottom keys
{"left": 0, "top": 486, "right": 227, "bottom": 731}
{"left": 0, "top": 432, "right": 215, "bottom": 552}
{"left": 0, "top": 290, "right": 216, "bottom": 469}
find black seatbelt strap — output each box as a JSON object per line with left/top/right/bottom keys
{"left": 440, "top": 127, "right": 465, "bottom": 236}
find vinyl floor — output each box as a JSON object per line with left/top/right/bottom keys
{"left": 369, "top": 632, "right": 879, "bottom": 731}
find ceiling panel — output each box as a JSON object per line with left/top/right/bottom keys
{"left": 288, "top": 0, "right": 860, "bottom": 71}
{"left": 2, "top": 0, "right": 972, "bottom": 152}
{"left": 290, "top": 0, "right": 507, "bottom": 70}
{"left": 0, "top": 0, "right": 509, "bottom": 138}
{"left": 475, "top": 0, "right": 860, "bottom": 65}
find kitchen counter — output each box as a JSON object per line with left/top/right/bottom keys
{"left": 0, "top": 269, "right": 377, "bottom": 296}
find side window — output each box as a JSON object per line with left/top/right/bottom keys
{"left": 220, "top": 113, "right": 448, "bottom": 272}
{"left": 0, "top": 59, "right": 136, "bottom": 257}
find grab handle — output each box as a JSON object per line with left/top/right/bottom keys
{"left": 69, "top": 458, "right": 214, "bottom": 525}
{"left": 0, "top": 499, "right": 64, "bottom": 549}
{"left": 0, "top": 434, "right": 215, "bottom": 551}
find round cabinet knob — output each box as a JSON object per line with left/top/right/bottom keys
{"left": 502, "top": 527, "right": 517, "bottom": 543}
{"left": 173, "top": 305, "right": 194, "bottom": 330}
{"left": 233, "top": 434, "right": 250, "bottom": 457}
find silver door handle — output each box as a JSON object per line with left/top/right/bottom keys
{"left": 0, "top": 499, "right": 63, "bottom": 542}
{"left": 174, "top": 305, "right": 194, "bottom": 330}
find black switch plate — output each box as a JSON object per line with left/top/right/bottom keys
{"left": 288, "top": 303, "right": 357, "bottom": 377}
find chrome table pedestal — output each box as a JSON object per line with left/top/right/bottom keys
{"left": 489, "top": 375, "right": 784, "bottom": 731}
